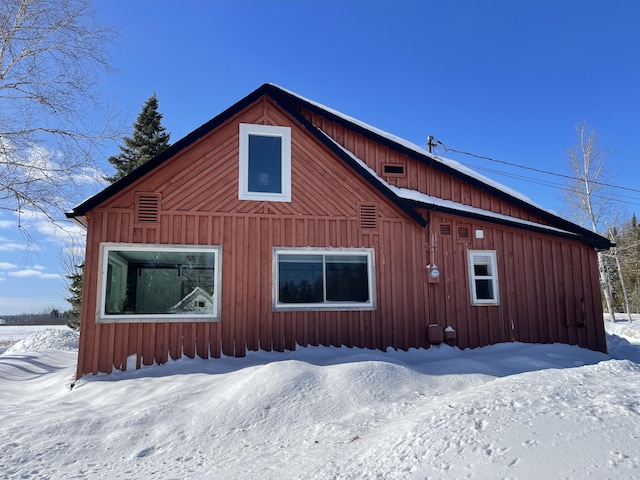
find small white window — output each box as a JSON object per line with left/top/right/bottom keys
{"left": 239, "top": 123, "right": 291, "bottom": 202}
{"left": 98, "top": 243, "right": 222, "bottom": 322}
{"left": 273, "top": 247, "right": 376, "bottom": 311}
{"left": 468, "top": 250, "right": 499, "bottom": 305}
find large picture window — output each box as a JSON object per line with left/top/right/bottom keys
{"left": 98, "top": 243, "right": 222, "bottom": 322}
{"left": 468, "top": 250, "right": 499, "bottom": 305}
{"left": 239, "top": 123, "right": 291, "bottom": 202}
{"left": 273, "top": 248, "right": 376, "bottom": 311}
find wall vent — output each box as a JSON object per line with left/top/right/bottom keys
{"left": 136, "top": 193, "right": 160, "bottom": 223}
{"left": 359, "top": 203, "right": 378, "bottom": 230}
{"left": 457, "top": 225, "right": 470, "bottom": 239}
{"left": 439, "top": 223, "right": 452, "bottom": 236}
{"left": 382, "top": 163, "right": 406, "bottom": 176}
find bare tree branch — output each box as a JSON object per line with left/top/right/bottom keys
{"left": 563, "top": 121, "right": 618, "bottom": 233}
{"left": 0, "top": 0, "right": 121, "bottom": 240}
{"left": 563, "top": 121, "right": 621, "bottom": 320}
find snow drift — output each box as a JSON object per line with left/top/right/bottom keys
{"left": 1, "top": 323, "right": 639, "bottom": 479}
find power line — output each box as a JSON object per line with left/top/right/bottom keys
{"left": 466, "top": 162, "right": 640, "bottom": 207}
{"left": 432, "top": 139, "right": 640, "bottom": 196}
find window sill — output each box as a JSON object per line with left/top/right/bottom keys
{"left": 273, "top": 303, "right": 375, "bottom": 312}
{"left": 97, "top": 315, "right": 221, "bottom": 324}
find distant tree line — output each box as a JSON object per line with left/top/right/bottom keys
{"left": 0, "top": 309, "right": 71, "bottom": 326}
{"left": 605, "top": 215, "right": 640, "bottom": 316}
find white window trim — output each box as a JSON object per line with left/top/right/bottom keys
{"left": 273, "top": 247, "right": 376, "bottom": 311}
{"left": 239, "top": 123, "right": 291, "bottom": 202}
{"left": 468, "top": 250, "right": 499, "bottom": 306}
{"left": 97, "top": 243, "right": 222, "bottom": 323}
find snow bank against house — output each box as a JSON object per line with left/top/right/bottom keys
{"left": 3, "top": 327, "right": 78, "bottom": 354}
{"left": 1, "top": 323, "right": 639, "bottom": 479}
{"left": 605, "top": 316, "right": 640, "bottom": 363}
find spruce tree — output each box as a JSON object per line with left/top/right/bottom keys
{"left": 65, "top": 262, "right": 83, "bottom": 330}
{"left": 67, "top": 94, "right": 170, "bottom": 329}
{"left": 105, "top": 93, "right": 171, "bottom": 182}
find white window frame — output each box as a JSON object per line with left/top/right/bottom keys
{"left": 467, "top": 250, "right": 499, "bottom": 305}
{"left": 97, "top": 243, "right": 222, "bottom": 323}
{"left": 273, "top": 247, "right": 376, "bottom": 311}
{"left": 239, "top": 123, "right": 291, "bottom": 202}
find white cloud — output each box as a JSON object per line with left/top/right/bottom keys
{"left": 73, "top": 165, "right": 108, "bottom": 186}
{"left": 0, "top": 236, "right": 27, "bottom": 251}
{"left": 10, "top": 210, "right": 86, "bottom": 246}
{"left": 8, "top": 269, "right": 61, "bottom": 280}
{"left": 0, "top": 262, "right": 18, "bottom": 270}
{"left": 0, "top": 220, "right": 15, "bottom": 229}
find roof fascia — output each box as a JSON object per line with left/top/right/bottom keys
{"left": 403, "top": 198, "right": 611, "bottom": 249}
{"left": 67, "top": 84, "right": 277, "bottom": 218}
{"left": 64, "top": 82, "right": 612, "bottom": 250}
{"left": 269, "top": 89, "right": 427, "bottom": 228}
{"left": 270, "top": 87, "right": 612, "bottom": 249}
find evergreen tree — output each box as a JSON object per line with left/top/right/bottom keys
{"left": 65, "top": 262, "right": 84, "bottom": 330}
{"left": 613, "top": 214, "right": 640, "bottom": 315}
{"left": 105, "top": 93, "right": 171, "bottom": 182}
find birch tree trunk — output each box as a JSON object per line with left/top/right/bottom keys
{"left": 564, "top": 121, "right": 617, "bottom": 321}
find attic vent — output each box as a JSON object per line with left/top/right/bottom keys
{"left": 136, "top": 193, "right": 160, "bottom": 223}
{"left": 457, "top": 225, "right": 470, "bottom": 239}
{"left": 359, "top": 203, "right": 378, "bottom": 230}
{"left": 439, "top": 223, "right": 452, "bottom": 236}
{"left": 382, "top": 163, "right": 405, "bottom": 176}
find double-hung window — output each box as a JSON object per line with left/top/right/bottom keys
{"left": 98, "top": 243, "right": 222, "bottom": 322}
{"left": 239, "top": 123, "right": 291, "bottom": 202}
{"left": 468, "top": 250, "right": 499, "bottom": 305}
{"left": 274, "top": 248, "right": 376, "bottom": 311}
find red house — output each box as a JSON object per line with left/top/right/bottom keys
{"left": 66, "top": 84, "right": 612, "bottom": 377}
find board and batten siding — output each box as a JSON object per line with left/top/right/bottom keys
{"left": 77, "top": 98, "right": 433, "bottom": 376}
{"left": 300, "top": 109, "right": 557, "bottom": 226}
{"left": 76, "top": 96, "right": 606, "bottom": 377}
{"left": 421, "top": 213, "right": 606, "bottom": 353}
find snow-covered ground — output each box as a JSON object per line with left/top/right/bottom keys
{"left": 1, "top": 319, "right": 639, "bottom": 479}
{"left": 0, "top": 325, "right": 71, "bottom": 349}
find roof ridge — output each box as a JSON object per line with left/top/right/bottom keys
{"left": 64, "top": 83, "right": 612, "bottom": 250}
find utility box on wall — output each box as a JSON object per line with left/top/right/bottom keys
{"left": 444, "top": 326, "right": 457, "bottom": 346}
{"left": 427, "top": 324, "right": 444, "bottom": 344}
{"left": 426, "top": 264, "right": 440, "bottom": 284}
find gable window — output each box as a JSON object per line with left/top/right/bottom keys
{"left": 98, "top": 243, "right": 222, "bottom": 322}
{"left": 468, "top": 250, "right": 499, "bottom": 305}
{"left": 273, "top": 247, "right": 376, "bottom": 311}
{"left": 239, "top": 123, "right": 291, "bottom": 202}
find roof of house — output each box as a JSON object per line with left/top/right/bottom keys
{"left": 66, "top": 83, "right": 613, "bottom": 250}
{"left": 168, "top": 287, "right": 213, "bottom": 314}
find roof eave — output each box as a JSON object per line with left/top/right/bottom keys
{"left": 269, "top": 87, "right": 613, "bottom": 250}
{"left": 269, "top": 90, "right": 427, "bottom": 228}
{"left": 67, "top": 84, "right": 279, "bottom": 218}
{"left": 403, "top": 199, "right": 612, "bottom": 249}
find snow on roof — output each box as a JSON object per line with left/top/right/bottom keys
{"left": 168, "top": 286, "right": 213, "bottom": 314}
{"left": 392, "top": 187, "right": 575, "bottom": 236}
{"left": 317, "top": 128, "right": 571, "bottom": 236}
{"left": 272, "top": 84, "right": 549, "bottom": 212}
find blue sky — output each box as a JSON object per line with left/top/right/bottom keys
{"left": 1, "top": 0, "right": 639, "bottom": 315}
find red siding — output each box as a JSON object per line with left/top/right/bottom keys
{"left": 75, "top": 96, "right": 607, "bottom": 378}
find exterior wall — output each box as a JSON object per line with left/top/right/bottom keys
{"left": 301, "top": 110, "right": 554, "bottom": 225}
{"left": 423, "top": 212, "right": 607, "bottom": 353}
{"left": 77, "top": 97, "right": 433, "bottom": 376}
{"left": 76, "top": 96, "right": 607, "bottom": 377}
